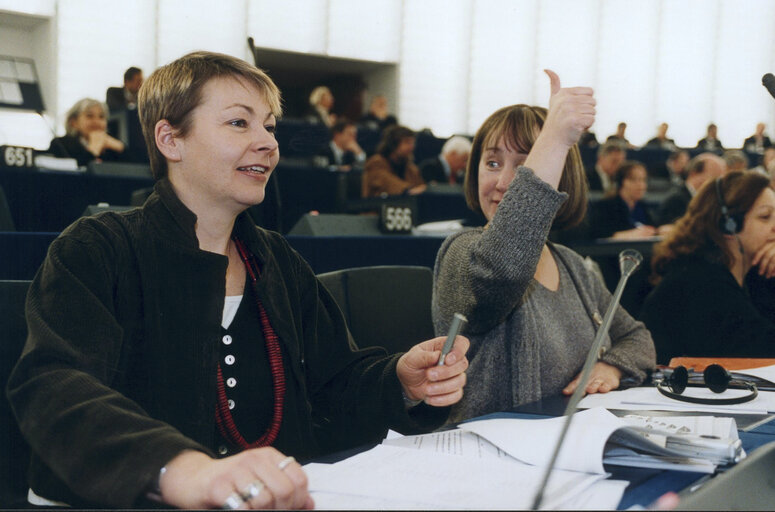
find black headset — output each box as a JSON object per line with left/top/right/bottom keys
{"left": 657, "top": 364, "right": 758, "bottom": 405}
{"left": 715, "top": 177, "right": 744, "bottom": 235}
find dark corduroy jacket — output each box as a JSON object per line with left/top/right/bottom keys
{"left": 7, "top": 179, "right": 446, "bottom": 508}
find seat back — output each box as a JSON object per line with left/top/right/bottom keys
{"left": 317, "top": 266, "right": 434, "bottom": 354}
{"left": 0, "top": 280, "right": 32, "bottom": 508}
{"left": 0, "top": 185, "right": 15, "bottom": 232}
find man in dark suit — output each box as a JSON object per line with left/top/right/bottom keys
{"left": 316, "top": 120, "right": 366, "bottom": 170}
{"left": 419, "top": 135, "right": 471, "bottom": 185}
{"left": 743, "top": 123, "right": 772, "bottom": 154}
{"left": 656, "top": 153, "right": 727, "bottom": 225}
{"left": 106, "top": 67, "right": 143, "bottom": 112}
{"left": 586, "top": 140, "right": 626, "bottom": 193}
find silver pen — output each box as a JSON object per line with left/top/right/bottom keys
{"left": 438, "top": 313, "right": 467, "bottom": 366}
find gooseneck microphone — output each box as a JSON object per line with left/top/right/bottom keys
{"left": 763, "top": 73, "right": 775, "bottom": 100}
{"left": 531, "top": 249, "right": 643, "bottom": 510}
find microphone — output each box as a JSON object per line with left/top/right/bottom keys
{"left": 763, "top": 73, "right": 775, "bottom": 100}
{"left": 619, "top": 249, "right": 643, "bottom": 278}
{"left": 531, "top": 250, "right": 643, "bottom": 510}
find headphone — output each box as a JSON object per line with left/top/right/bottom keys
{"left": 715, "top": 177, "right": 744, "bottom": 235}
{"left": 657, "top": 364, "right": 758, "bottom": 405}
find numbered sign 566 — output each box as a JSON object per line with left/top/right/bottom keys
{"left": 2, "top": 146, "right": 35, "bottom": 168}
{"left": 380, "top": 204, "right": 414, "bottom": 233}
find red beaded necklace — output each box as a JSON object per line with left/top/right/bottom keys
{"left": 214, "top": 237, "right": 286, "bottom": 450}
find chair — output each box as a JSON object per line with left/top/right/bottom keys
{"left": 317, "top": 266, "right": 435, "bottom": 354}
{"left": 0, "top": 185, "right": 15, "bottom": 231}
{"left": 0, "top": 280, "right": 32, "bottom": 508}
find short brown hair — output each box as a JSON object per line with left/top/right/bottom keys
{"left": 138, "top": 51, "right": 282, "bottom": 180}
{"left": 463, "top": 104, "right": 587, "bottom": 230}
{"left": 651, "top": 171, "right": 771, "bottom": 283}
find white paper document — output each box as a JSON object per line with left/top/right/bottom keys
{"left": 305, "top": 444, "right": 612, "bottom": 510}
{"left": 578, "top": 386, "right": 775, "bottom": 414}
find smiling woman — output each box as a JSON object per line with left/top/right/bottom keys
{"left": 7, "top": 51, "right": 471, "bottom": 510}
{"left": 642, "top": 171, "right": 775, "bottom": 364}
{"left": 432, "top": 72, "right": 655, "bottom": 424}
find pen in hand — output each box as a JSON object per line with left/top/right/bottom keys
{"left": 438, "top": 313, "right": 467, "bottom": 366}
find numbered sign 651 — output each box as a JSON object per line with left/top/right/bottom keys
{"left": 2, "top": 145, "right": 35, "bottom": 168}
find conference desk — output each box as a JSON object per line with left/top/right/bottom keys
{"left": 497, "top": 393, "right": 775, "bottom": 510}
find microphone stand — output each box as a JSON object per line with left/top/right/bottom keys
{"left": 530, "top": 249, "right": 643, "bottom": 510}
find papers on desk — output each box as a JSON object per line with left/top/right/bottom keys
{"left": 305, "top": 444, "right": 614, "bottom": 510}
{"left": 304, "top": 408, "right": 739, "bottom": 509}
{"left": 459, "top": 407, "right": 725, "bottom": 473}
{"left": 578, "top": 386, "right": 775, "bottom": 414}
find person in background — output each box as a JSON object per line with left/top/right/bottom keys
{"left": 665, "top": 149, "right": 690, "bottom": 186}
{"left": 656, "top": 153, "right": 727, "bottom": 225}
{"left": 432, "top": 71, "right": 655, "bottom": 423}
{"left": 419, "top": 135, "right": 472, "bottom": 185}
{"left": 316, "top": 120, "right": 366, "bottom": 171}
{"left": 306, "top": 86, "right": 336, "bottom": 127}
{"left": 589, "top": 161, "right": 669, "bottom": 240}
{"left": 586, "top": 139, "right": 626, "bottom": 193}
{"left": 743, "top": 122, "right": 772, "bottom": 155}
{"left": 47, "top": 98, "right": 126, "bottom": 167}
{"left": 8, "top": 51, "right": 469, "bottom": 510}
{"left": 578, "top": 126, "right": 599, "bottom": 148}
{"left": 606, "top": 121, "right": 634, "bottom": 148}
{"left": 641, "top": 171, "right": 775, "bottom": 364}
{"left": 723, "top": 149, "right": 750, "bottom": 173}
{"left": 751, "top": 147, "right": 775, "bottom": 176}
{"left": 106, "top": 67, "right": 143, "bottom": 112}
{"left": 696, "top": 123, "right": 724, "bottom": 153}
{"left": 645, "top": 122, "right": 677, "bottom": 151}
{"left": 361, "top": 94, "right": 397, "bottom": 133}
{"left": 362, "top": 125, "right": 426, "bottom": 197}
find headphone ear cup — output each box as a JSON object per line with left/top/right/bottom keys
{"left": 729, "top": 214, "right": 744, "bottom": 234}
{"left": 668, "top": 366, "right": 688, "bottom": 394}
{"left": 704, "top": 364, "right": 731, "bottom": 393}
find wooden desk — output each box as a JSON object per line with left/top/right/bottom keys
{"left": 668, "top": 358, "right": 775, "bottom": 372}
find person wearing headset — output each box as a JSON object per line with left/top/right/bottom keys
{"left": 641, "top": 171, "right": 775, "bottom": 365}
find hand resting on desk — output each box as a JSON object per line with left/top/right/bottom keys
{"left": 563, "top": 361, "right": 623, "bottom": 396}
{"left": 160, "top": 447, "right": 312, "bottom": 510}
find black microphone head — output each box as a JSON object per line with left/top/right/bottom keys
{"left": 764, "top": 73, "right": 775, "bottom": 99}
{"left": 619, "top": 249, "right": 643, "bottom": 277}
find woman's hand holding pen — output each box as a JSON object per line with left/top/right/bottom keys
{"left": 397, "top": 335, "right": 470, "bottom": 407}
{"left": 159, "top": 448, "right": 313, "bottom": 510}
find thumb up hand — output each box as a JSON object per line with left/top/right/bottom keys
{"left": 542, "top": 69, "right": 596, "bottom": 149}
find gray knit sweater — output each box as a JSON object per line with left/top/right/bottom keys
{"left": 432, "top": 167, "right": 655, "bottom": 423}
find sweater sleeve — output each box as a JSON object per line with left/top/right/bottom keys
{"left": 6, "top": 225, "right": 207, "bottom": 508}
{"left": 433, "top": 166, "right": 567, "bottom": 335}
{"left": 574, "top": 250, "right": 656, "bottom": 384}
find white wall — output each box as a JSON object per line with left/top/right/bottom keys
{"left": 2, "top": 0, "right": 775, "bottom": 149}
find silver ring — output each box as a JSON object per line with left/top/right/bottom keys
{"left": 222, "top": 491, "right": 243, "bottom": 510}
{"left": 277, "top": 455, "right": 295, "bottom": 470}
{"left": 241, "top": 480, "right": 264, "bottom": 501}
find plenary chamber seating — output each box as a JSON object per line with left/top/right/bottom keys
{"left": 317, "top": 266, "right": 435, "bottom": 354}
{"left": 0, "top": 279, "right": 32, "bottom": 508}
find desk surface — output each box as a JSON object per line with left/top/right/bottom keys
{"left": 501, "top": 394, "right": 775, "bottom": 509}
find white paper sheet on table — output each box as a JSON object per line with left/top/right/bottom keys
{"left": 734, "top": 364, "right": 775, "bottom": 385}
{"left": 304, "top": 444, "right": 612, "bottom": 510}
{"left": 459, "top": 407, "right": 623, "bottom": 474}
{"left": 578, "top": 386, "right": 775, "bottom": 414}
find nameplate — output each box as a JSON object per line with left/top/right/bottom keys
{"left": 1, "top": 145, "right": 35, "bottom": 169}
{"left": 379, "top": 201, "right": 415, "bottom": 234}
